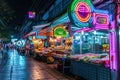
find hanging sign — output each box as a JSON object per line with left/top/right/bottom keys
{"left": 75, "top": 2, "right": 91, "bottom": 22}
{"left": 93, "top": 13, "right": 109, "bottom": 25}
{"left": 69, "top": 0, "right": 94, "bottom": 28}
{"left": 54, "top": 27, "right": 68, "bottom": 37}
{"left": 28, "top": 11, "right": 35, "bottom": 19}
{"left": 69, "top": 0, "right": 109, "bottom": 29}
{"left": 93, "top": 13, "right": 109, "bottom": 29}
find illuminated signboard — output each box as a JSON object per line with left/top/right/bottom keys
{"left": 69, "top": 0, "right": 109, "bottom": 28}
{"left": 93, "top": 13, "right": 109, "bottom": 29}
{"left": 93, "top": 13, "right": 109, "bottom": 25}
{"left": 54, "top": 27, "right": 68, "bottom": 37}
{"left": 28, "top": 11, "right": 35, "bottom": 19}
{"left": 75, "top": 2, "right": 91, "bottom": 22}
{"left": 69, "top": 0, "right": 94, "bottom": 28}
{"left": 96, "top": 17, "right": 107, "bottom": 24}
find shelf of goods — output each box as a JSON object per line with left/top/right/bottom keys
{"left": 51, "top": 37, "right": 72, "bottom": 73}
{"left": 52, "top": 49, "right": 72, "bottom": 73}
{"left": 70, "top": 53, "right": 111, "bottom": 80}
{"left": 40, "top": 48, "right": 55, "bottom": 63}
{"left": 65, "top": 38, "right": 72, "bottom": 51}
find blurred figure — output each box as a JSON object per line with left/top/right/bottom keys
{"left": 6, "top": 45, "right": 9, "bottom": 51}
{"left": 25, "top": 43, "right": 30, "bottom": 56}
{"left": 0, "top": 43, "right": 3, "bottom": 58}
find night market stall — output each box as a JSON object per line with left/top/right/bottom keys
{"left": 68, "top": 0, "right": 117, "bottom": 80}
{"left": 45, "top": 13, "right": 73, "bottom": 73}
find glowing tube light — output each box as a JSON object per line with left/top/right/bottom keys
{"left": 95, "top": 25, "right": 109, "bottom": 30}
{"left": 109, "top": 31, "right": 117, "bottom": 70}
{"left": 75, "top": 27, "right": 92, "bottom": 33}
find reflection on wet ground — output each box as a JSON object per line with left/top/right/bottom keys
{"left": 0, "top": 50, "right": 75, "bottom": 80}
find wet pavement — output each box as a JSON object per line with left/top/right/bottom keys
{"left": 0, "top": 50, "right": 76, "bottom": 80}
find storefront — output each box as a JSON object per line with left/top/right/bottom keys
{"left": 68, "top": 0, "right": 118, "bottom": 80}
{"left": 22, "top": 25, "right": 49, "bottom": 57}
{"left": 38, "top": 14, "right": 72, "bottom": 73}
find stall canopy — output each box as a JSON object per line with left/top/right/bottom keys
{"left": 36, "top": 26, "right": 54, "bottom": 38}
{"left": 23, "top": 23, "right": 51, "bottom": 38}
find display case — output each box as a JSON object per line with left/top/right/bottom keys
{"left": 71, "top": 30, "right": 111, "bottom": 80}
{"left": 71, "top": 30, "right": 110, "bottom": 68}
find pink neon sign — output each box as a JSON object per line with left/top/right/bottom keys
{"left": 75, "top": 2, "right": 91, "bottom": 22}
{"left": 109, "top": 31, "right": 117, "bottom": 70}
{"left": 93, "top": 13, "right": 109, "bottom": 29}
{"left": 109, "top": 21, "right": 117, "bottom": 70}
{"left": 28, "top": 11, "right": 35, "bottom": 19}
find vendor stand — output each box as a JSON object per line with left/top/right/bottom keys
{"left": 32, "top": 27, "right": 54, "bottom": 61}
{"left": 23, "top": 25, "right": 48, "bottom": 58}
{"left": 68, "top": 0, "right": 118, "bottom": 80}
{"left": 53, "top": 27, "right": 72, "bottom": 73}
{"left": 48, "top": 16, "right": 73, "bottom": 73}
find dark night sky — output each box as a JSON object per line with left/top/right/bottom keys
{"left": 0, "top": 0, "right": 55, "bottom": 39}
{"left": 5, "top": 0, "right": 33, "bottom": 25}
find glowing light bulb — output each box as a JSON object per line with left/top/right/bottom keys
{"left": 101, "top": 36, "right": 103, "bottom": 38}
{"left": 94, "top": 31, "right": 96, "bottom": 35}
{"left": 81, "top": 31, "right": 84, "bottom": 35}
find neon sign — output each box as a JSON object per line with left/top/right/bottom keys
{"left": 54, "top": 27, "right": 68, "bottom": 37}
{"left": 97, "top": 17, "right": 107, "bottom": 24}
{"left": 93, "top": 13, "right": 109, "bottom": 29}
{"left": 28, "top": 11, "right": 35, "bottom": 19}
{"left": 69, "top": 0, "right": 117, "bottom": 71}
{"left": 93, "top": 13, "right": 109, "bottom": 25}
{"left": 75, "top": 2, "right": 91, "bottom": 22}
{"left": 69, "top": 0, "right": 94, "bottom": 28}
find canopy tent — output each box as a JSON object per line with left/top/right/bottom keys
{"left": 23, "top": 23, "right": 51, "bottom": 39}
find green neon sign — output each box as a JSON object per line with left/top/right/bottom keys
{"left": 54, "top": 27, "right": 68, "bottom": 37}
{"left": 69, "top": 0, "right": 94, "bottom": 28}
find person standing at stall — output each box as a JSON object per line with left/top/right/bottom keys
{"left": 25, "top": 43, "right": 30, "bottom": 56}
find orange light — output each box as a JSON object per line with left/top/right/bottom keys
{"left": 75, "top": 2, "right": 91, "bottom": 22}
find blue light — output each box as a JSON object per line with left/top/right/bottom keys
{"left": 118, "top": 18, "right": 120, "bottom": 24}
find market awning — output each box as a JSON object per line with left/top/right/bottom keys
{"left": 33, "top": 23, "right": 51, "bottom": 29}
{"left": 23, "top": 28, "right": 41, "bottom": 38}
{"left": 23, "top": 23, "right": 51, "bottom": 38}
{"left": 36, "top": 27, "right": 53, "bottom": 38}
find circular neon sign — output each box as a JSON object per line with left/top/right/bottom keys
{"left": 75, "top": 2, "right": 91, "bottom": 22}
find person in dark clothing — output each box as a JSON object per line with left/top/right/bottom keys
{"left": 6, "top": 45, "right": 9, "bottom": 51}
